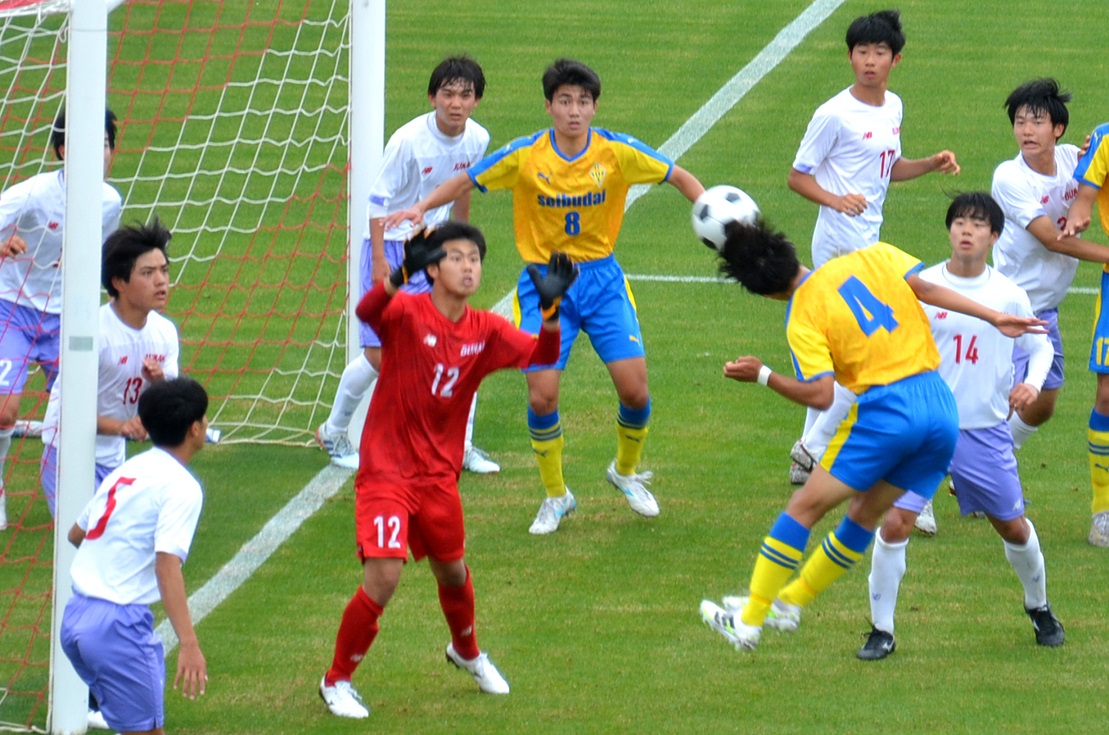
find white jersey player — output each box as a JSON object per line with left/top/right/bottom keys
{"left": 0, "top": 109, "right": 122, "bottom": 530}
{"left": 858, "top": 193, "right": 1063, "bottom": 662}
{"left": 785, "top": 10, "right": 959, "bottom": 487}
{"left": 792, "top": 87, "right": 904, "bottom": 267}
{"left": 60, "top": 377, "right": 209, "bottom": 734}
{"left": 315, "top": 55, "right": 498, "bottom": 474}
{"left": 989, "top": 79, "right": 1088, "bottom": 453}
{"left": 40, "top": 219, "right": 178, "bottom": 517}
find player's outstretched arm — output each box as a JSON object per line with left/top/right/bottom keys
{"left": 526, "top": 251, "right": 578, "bottom": 326}
{"left": 1060, "top": 184, "right": 1097, "bottom": 238}
{"left": 668, "top": 165, "right": 705, "bottom": 203}
{"left": 724, "top": 356, "right": 835, "bottom": 410}
{"left": 908, "top": 274, "right": 1047, "bottom": 337}
{"left": 1026, "top": 214, "right": 1109, "bottom": 263}
{"left": 382, "top": 173, "right": 475, "bottom": 230}
{"left": 890, "top": 150, "right": 960, "bottom": 181}
{"left": 787, "top": 168, "right": 867, "bottom": 217}
{"left": 156, "top": 551, "right": 207, "bottom": 700}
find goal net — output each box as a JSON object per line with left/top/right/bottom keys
{"left": 1, "top": 1, "right": 356, "bottom": 729}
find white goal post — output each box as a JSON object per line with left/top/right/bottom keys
{"left": 0, "top": 0, "right": 384, "bottom": 731}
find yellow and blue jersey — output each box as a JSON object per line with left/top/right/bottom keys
{"left": 468, "top": 128, "right": 673, "bottom": 263}
{"left": 786, "top": 242, "right": 939, "bottom": 394}
{"left": 1075, "top": 122, "right": 1109, "bottom": 239}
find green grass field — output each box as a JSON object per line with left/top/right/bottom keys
{"left": 5, "top": 0, "right": 1109, "bottom": 731}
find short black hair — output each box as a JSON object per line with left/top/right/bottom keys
{"left": 542, "top": 58, "right": 601, "bottom": 102}
{"left": 717, "top": 220, "right": 802, "bottom": 296}
{"left": 102, "top": 218, "right": 172, "bottom": 297}
{"left": 138, "top": 377, "right": 208, "bottom": 448}
{"left": 1005, "top": 78, "right": 1071, "bottom": 138}
{"left": 845, "top": 9, "right": 905, "bottom": 55}
{"left": 427, "top": 220, "right": 486, "bottom": 262}
{"left": 945, "top": 192, "right": 1005, "bottom": 235}
{"left": 428, "top": 55, "right": 485, "bottom": 100}
{"left": 51, "top": 107, "right": 118, "bottom": 160}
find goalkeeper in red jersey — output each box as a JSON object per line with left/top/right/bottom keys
{"left": 318, "top": 221, "right": 575, "bottom": 719}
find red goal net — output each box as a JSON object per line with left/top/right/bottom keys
{"left": 1, "top": 1, "right": 352, "bottom": 728}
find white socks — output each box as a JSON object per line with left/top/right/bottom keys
{"left": 1003, "top": 519, "right": 1047, "bottom": 610}
{"left": 868, "top": 530, "right": 908, "bottom": 635}
{"left": 324, "top": 354, "right": 378, "bottom": 434}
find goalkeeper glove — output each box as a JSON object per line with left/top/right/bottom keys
{"left": 389, "top": 227, "right": 446, "bottom": 288}
{"left": 526, "top": 251, "right": 578, "bottom": 321}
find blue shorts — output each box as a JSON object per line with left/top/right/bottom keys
{"left": 1090, "top": 269, "right": 1109, "bottom": 374}
{"left": 0, "top": 299, "right": 60, "bottom": 394}
{"left": 1013, "top": 307, "right": 1063, "bottom": 389}
{"left": 514, "top": 254, "right": 644, "bottom": 371}
{"left": 39, "top": 443, "right": 114, "bottom": 518}
{"left": 60, "top": 594, "right": 165, "bottom": 732}
{"left": 894, "top": 423, "right": 1025, "bottom": 520}
{"left": 823, "top": 370, "right": 958, "bottom": 498}
{"left": 358, "top": 237, "right": 430, "bottom": 348}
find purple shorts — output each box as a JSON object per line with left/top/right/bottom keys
{"left": 0, "top": 298, "right": 60, "bottom": 394}
{"left": 1013, "top": 307, "right": 1064, "bottom": 391}
{"left": 358, "top": 237, "right": 429, "bottom": 348}
{"left": 60, "top": 593, "right": 165, "bottom": 732}
{"left": 893, "top": 423, "right": 1024, "bottom": 521}
{"left": 39, "top": 443, "right": 114, "bottom": 518}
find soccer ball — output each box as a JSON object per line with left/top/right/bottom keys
{"left": 691, "top": 185, "right": 760, "bottom": 251}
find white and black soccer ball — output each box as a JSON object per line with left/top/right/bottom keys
{"left": 691, "top": 185, "right": 760, "bottom": 251}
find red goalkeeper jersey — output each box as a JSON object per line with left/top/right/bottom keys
{"left": 355, "top": 283, "right": 557, "bottom": 482}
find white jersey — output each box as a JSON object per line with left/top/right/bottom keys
{"left": 70, "top": 446, "right": 203, "bottom": 606}
{"left": 792, "top": 87, "right": 903, "bottom": 267}
{"left": 920, "top": 263, "right": 1052, "bottom": 429}
{"left": 365, "top": 111, "right": 490, "bottom": 241}
{"left": 42, "top": 303, "right": 179, "bottom": 467}
{"left": 0, "top": 170, "right": 123, "bottom": 313}
{"left": 991, "top": 145, "right": 1081, "bottom": 313}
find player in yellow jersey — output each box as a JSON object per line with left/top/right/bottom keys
{"left": 388, "top": 58, "right": 704, "bottom": 535}
{"left": 1062, "top": 121, "right": 1109, "bottom": 546}
{"left": 696, "top": 219, "right": 1045, "bottom": 652}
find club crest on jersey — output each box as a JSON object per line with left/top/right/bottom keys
{"left": 47, "top": 221, "right": 60, "bottom": 230}
{"left": 424, "top": 334, "right": 438, "bottom": 348}
{"left": 589, "top": 163, "right": 607, "bottom": 187}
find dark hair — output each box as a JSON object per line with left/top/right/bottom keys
{"left": 542, "top": 58, "right": 601, "bottom": 102}
{"left": 945, "top": 192, "right": 1005, "bottom": 235}
{"left": 102, "top": 218, "right": 172, "bottom": 297}
{"left": 138, "top": 377, "right": 208, "bottom": 448}
{"left": 717, "top": 221, "right": 802, "bottom": 296}
{"left": 845, "top": 9, "right": 905, "bottom": 55}
{"left": 1005, "top": 78, "right": 1070, "bottom": 138}
{"left": 428, "top": 55, "right": 485, "bottom": 100}
{"left": 52, "top": 107, "right": 118, "bottom": 160}
{"left": 427, "top": 220, "right": 487, "bottom": 261}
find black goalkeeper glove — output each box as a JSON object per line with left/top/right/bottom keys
{"left": 389, "top": 227, "right": 446, "bottom": 288}
{"left": 526, "top": 251, "right": 578, "bottom": 321}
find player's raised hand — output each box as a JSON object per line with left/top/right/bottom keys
{"left": 389, "top": 226, "right": 446, "bottom": 288}
{"left": 526, "top": 251, "right": 578, "bottom": 320}
{"left": 993, "top": 313, "right": 1048, "bottom": 338}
